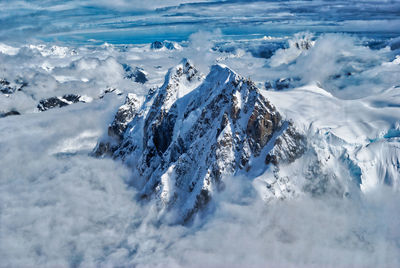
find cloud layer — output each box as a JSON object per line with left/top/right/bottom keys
{"left": 0, "top": 0, "right": 399, "bottom": 43}
{"left": 0, "top": 1, "right": 400, "bottom": 263}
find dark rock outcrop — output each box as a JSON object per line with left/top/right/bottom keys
{"left": 275, "top": 78, "right": 292, "bottom": 90}
{"left": 265, "top": 77, "right": 300, "bottom": 91}
{"left": 150, "top": 41, "right": 164, "bottom": 50}
{"left": 37, "top": 97, "right": 69, "bottom": 111}
{"left": 0, "top": 78, "right": 27, "bottom": 94}
{"left": 37, "top": 94, "right": 85, "bottom": 111}
{"left": 123, "top": 64, "right": 148, "bottom": 84}
{"left": 0, "top": 110, "right": 20, "bottom": 118}
{"left": 150, "top": 41, "right": 180, "bottom": 50}
{"left": 109, "top": 94, "right": 141, "bottom": 140}
{"left": 99, "top": 87, "right": 123, "bottom": 99}
{"left": 294, "top": 39, "right": 313, "bottom": 50}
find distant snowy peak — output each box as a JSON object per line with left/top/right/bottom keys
{"left": 0, "top": 78, "right": 27, "bottom": 94}
{"left": 37, "top": 94, "right": 88, "bottom": 111}
{"left": 123, "top": 64, "right": 148, "bottom": 84}
{"left": 95, "top": 60, "right": 305, "bottom": 223}
{"left": 37, "top": 87, "right": 124, "bottom": 112}
{"left": 269, "top": 33, "right": 315, "bottom": 67}
{"left": 28, "top": 44, "right": 77, "bottom": 57}
{"left": 150, "top": 40, "right": 182, "bottom": 51}
{"left": 0, "top": 43, "right": 20, "bottom": 55}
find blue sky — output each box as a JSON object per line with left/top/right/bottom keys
{"left": 1, "top": 0, "right": 400, "bottom": 44}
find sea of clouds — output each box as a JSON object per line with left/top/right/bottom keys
{"left": 0, "top": 30, "right": 400, "bottom": 266}
{"left": 1, "top": 0, "right": 400, "bottom": 266}
{"left": 0, "top": 0, "right": 399, "bottom": 43}
{"left": 1, "top": 107, "right": 399, "bottom": 267}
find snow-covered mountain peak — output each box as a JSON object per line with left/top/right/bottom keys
{"left": 94, "top": 59, "right": 306, "bottom": 223}
{"left": 157, "top": 58, "right": 204, "bottom": 111}
{"left": 201, "top": 63, "right": 240, "bottom": 90}
{"left": 164, "top": 58, "right": 203, "bottom": 86}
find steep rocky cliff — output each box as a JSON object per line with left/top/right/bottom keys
{"left": 95, "top": 59, "right": 306, "bottom": 222}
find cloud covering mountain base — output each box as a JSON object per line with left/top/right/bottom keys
{"left": 0, "top": 14, "right": 400, "bottom": 266}
{"left": 1, "top": 119, "right": 399, "bottom": 267}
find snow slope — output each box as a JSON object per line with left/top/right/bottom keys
{"left": 262, "top": 83, "right": 400, "bottom": 195}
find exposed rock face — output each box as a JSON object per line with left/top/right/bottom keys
{"left": 0, "top": 79, "right": 13, "bottom": 94}
{"left": 109, "top": 93, "right": 141, "bottom": 140}
{"left": 150, "top": 41, "right": 181, "bottom": 50}
{"left": 150, "top": 41, "right": 164, "bottom": 50}
{"left": 290, "top": 34, "right": 315, "bottom": 51}
{"left": 275, "top": 78, "right": 292, "bottom": 90}
{"left": 133, "top": 69, "right": 148, "bottom": 84}
{"left": 99, "top": 87, "right": 123, "bottom": 99}
{"left": 294, "top": 39, "right": 313, "bottom": 50}
{"left": 62, "top": 94, "right": 81, "bottom": 103}
{"left": 94, "top": 93, "right": 142, "bottom": 157}
{"left": 265, "top": 81, "right": 273, "bottom": 90}
{"left": 265, "top": 78, "right": 300, "bottom": 91}
{"left": 37, "top": 88, "right": 123, "bottom": 113}
{"left": 0, "top": 78, "right": 27, "bottom": 94}
{"left": 123, "top": 64, "right": 148, "bottom": 84}
{"left": 0, "top": 110, "right": 20, "bottom": 118}
{"left": 270, "top": 123, "right": 306, "bottom": 164}
{"left": 37, "top": 94, "right": 85, "bottom": 111}
{"left": 95, "top": 59, "right": 305, "bottom": 223}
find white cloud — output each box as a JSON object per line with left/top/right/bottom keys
{"left": 90, "top": 0, "right": 216, "bottom": 11}
{"left": 1, "top": 1, "right": 399, "bottom": 43}
{"left": 0, "top": 27, "right": 400, "bottom": 266}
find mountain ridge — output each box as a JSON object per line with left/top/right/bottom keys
{"left": 94, "top": 59, "right": 306, "bottom": 222}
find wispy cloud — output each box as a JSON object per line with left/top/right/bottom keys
{"left": 0, "top": 0, "right": 399, "bottom": 43}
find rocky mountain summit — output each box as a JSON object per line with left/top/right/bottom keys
{"left": 36, "top": 88, "right": 123, "bottom": 112}
{"left": 95, "top": 59, "right": 306, "bottom": 222}
{"left": 123, "top": 64, "right": 148, "bottom": 84}
{"left": 150, "top": 40, "right": 181, "bottom": 50}
{"left": 37, "top": 94, "right": 86, "bottom": 111}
